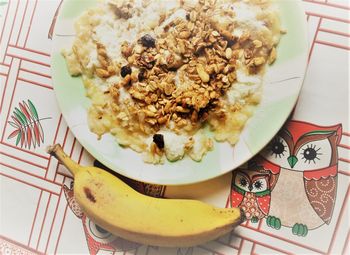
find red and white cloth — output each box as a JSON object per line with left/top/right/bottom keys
{"left": 0, "top": 1, "right": 349, "bottom": 254}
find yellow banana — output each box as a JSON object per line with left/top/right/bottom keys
{"left": 47, "top": 144, "right": 244, "bottom": 247}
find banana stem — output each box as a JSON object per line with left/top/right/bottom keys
{"left": 47, "top": 144, "right": 80, "bottom": 176}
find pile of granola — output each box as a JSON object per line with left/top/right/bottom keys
{"left": 63, "top": 0, "right": 283, "bottom": 164}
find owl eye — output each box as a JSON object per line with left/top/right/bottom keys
{"left": 240, "top": 177, "right": 248, "bottom": 187}
{"left": 269, "top": 137, "right": 286, "bottom": 158}
{"left": 87, "top": 219, "right": 114, "bottom": 241}
{"left": 302, "top": 144, "right": 321, "bottom": 164}
{"left": 251, "top": 178, "right": 268, "bottom": 193}
{"left": 295, "top": 138, "right": 332, "bottom": 171}
{"left": 254, "top": 180, "right": 263, "bottom": 190}
{"left": 260, "top": 135, "right": 290, "bottom": 167}
{"left": 234, "top": 173, "right": 251, "bottom": 192}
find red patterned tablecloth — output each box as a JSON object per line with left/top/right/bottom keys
{"left": 0, "top": 0, "right": 349, "bottom": 254}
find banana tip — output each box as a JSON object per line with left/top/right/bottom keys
{"left": 46, "top": 144, "right": 61, "bottom": 156}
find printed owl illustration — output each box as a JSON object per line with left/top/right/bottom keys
{"left": 230, "top": 161, "right": 279, "bottom": 223}
{"left": 256, "top": 120, "right": 342, "bottom": 236}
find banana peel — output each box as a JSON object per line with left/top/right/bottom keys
{"left": 47, "top": 144, "right": 244, "bottom": 247}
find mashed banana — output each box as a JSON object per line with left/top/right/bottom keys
{"left": 63, "top": 0, "right": 283, "bottom": 164}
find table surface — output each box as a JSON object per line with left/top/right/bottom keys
{"left": 0, "top": 0, "right": 349, "bottom": 254}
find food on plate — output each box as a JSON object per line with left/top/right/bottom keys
{"left": 62, "top": 0, "right": 283, "bottom": 163}
{"left": 48, "top": 144, "right": 244, "bottom": 247}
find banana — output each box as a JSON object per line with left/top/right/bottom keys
{"left": 47, "top": 144, "right": 244, "bottom": 247}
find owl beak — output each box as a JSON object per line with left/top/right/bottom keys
{"left": 287, "top": 155, "right": 298, "bottom": 168}
{"left": 248, "top": 185, "right": 253, "bottom": 191}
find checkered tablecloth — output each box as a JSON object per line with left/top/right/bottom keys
{"left": 0, "top": 1, "right": 349, "bottom": 254}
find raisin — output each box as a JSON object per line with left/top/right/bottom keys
{"left": 140, "top": 34, "right": 156, "bottom": 48}
{"left": 121, "top": 65, "right": 132, "bottom": 77}
{"left": 153, "top": 134, "right": 164, "bottom": 149}
{"left": 138, "top": 68, "right": 146, "bottom": 81}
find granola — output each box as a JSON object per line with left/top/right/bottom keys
{"left": 63, "top": 0, "right": 283, "bottom": 164}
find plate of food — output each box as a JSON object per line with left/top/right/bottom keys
{"left": 51, "top": 0, "right": 308, "bottom": 185}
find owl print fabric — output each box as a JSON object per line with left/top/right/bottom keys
{"left": 230, "top": 121, "right": 342, "bottom": 237}
{"left": 230, "top": 161, "right": 277, "bottom": 222}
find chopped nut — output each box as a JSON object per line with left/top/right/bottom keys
{"left": 190, "top": 11, "right": 197, "bottom": 22}
{"left": 233, "top": 49, "right": 243, "bottom": 59}
{"left": 244, "top": 49, "right": 253, "bottom": 59}
{"left": 179, "top": 30, "right": 191, "bottom": 39}
{"left": 185, "top": 137, "right": 194, "bottom": 150}
{"left": 228, "top": 72, "right": 237, "bottom": 83}
{"left": 164, "top": 83, "right": 175, "bottom": 96}
{"left": 176, "top": 106, "right": 190, "bottom": 113}
{"left": 145, "top": 96, "right": 152, "bottom": 104}
{"left": 177, "top": 119, "right": 188, "bottom": 127}
{"left": 98, "top": 55, "right": 108, "bottom": 68}
{"left": 148, "top": 104, "right": 157, "bottom": 113}
{"left": 196, "top": 64, "right": 210, "bottom": 83}
{"left": 107, "top": 65, "right": 116, "bottom": 75}
{"left": 130, "top": 90, "right": 144, "bottom": 100}
{"left": 96, "top": 68, "right": 110, "bottom": 78}
{"left": 219, "top": 39, "right": 228, "bottom": 49}
{"left": 223, "top": 65, "right": 233, "bottom": 74}
{"left": 178, "top": 40, "right": 186, "bottom": 54}
{"left": 127, "top": 55, "right": 135, "bottom": 64}
{"left": 222, "top": 76, "right": 229, "bottom": 84}
{"left": 109, "top": 86, "right": 119, "bottom": 101}
{"left": 167, "top": 53, "right": 183, "bottom": 69}
{"left": 134, "top": 44, "right": 143, "bottom": 54}
{"left": 239, "top": 32, "right": 250, "bottom": 43}
{"left": 187, "top": 22, "right": 195, "bottom": 31}
{"left": 117, "top": 112, "right": 129, "bottom": 122}
{"left": 144, "top": 110, "right": 156, "bottom": 117}
{"left": 191, "top": 110, "right": 198, "bottom": 122}
{"left": 225, "top": 48, "right": 233, "bottom": 60}
{"left": 120, "top": 74, "right": 132, "bottom": 87}
{"left": 212, "top": 30, "right": 220, "bottom": 37}
{"left": 148, "top": 81, "right": 158, "bottom": 92}
{"left": 268, "top": 47, "right": 277, "bottom": 64}
{"left": 253, "top": 40, "right": 263, "bottom": 48}
{"left": 97, "top": 47, "right": 107, "bottom": 58}
{"left": 220, "top": 29, "right": 236, "bottom": 42}
{"left": 252, "top": 57, "right": 265, "bottom": 66}
{"left": 121, "top": 42, "right": 133, "bottom": 57}
{"left": 130, "top": 72, "right": 139, "bottom": 83}
{"left": 157, "top": 116, "right": 168, "bottom": 124}
{"left": 145, "top": 118, "right": 157, "bottom": 125}
{"left": 164, "top": 101, "right": 172, "bottom": 113}
{"left": 210, "top": 91, "right": 217, "bottom": 99}
{"left": 150, "top": 94, "right": 158, "bottom": 102}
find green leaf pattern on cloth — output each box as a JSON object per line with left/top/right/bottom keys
{"left": 7, "top": 100, "right": 51, "bottom": 149}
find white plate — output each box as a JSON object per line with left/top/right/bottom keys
{"left": 51, "top": 0, "right": 308, "bottom": 185}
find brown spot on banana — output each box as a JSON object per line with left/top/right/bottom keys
{"left": 84, "top": 187, "right": 96, "bottom": 203}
